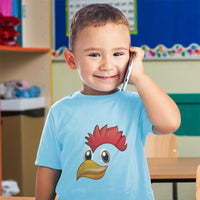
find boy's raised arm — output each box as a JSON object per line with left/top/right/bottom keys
{"left": 35, "top": 166, "right": 61, "bottom": 200}
{"left": 129, "top": 47, "right": 181, "bottom": 135}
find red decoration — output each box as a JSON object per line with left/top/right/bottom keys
{"left": 85, "top": 125, "right": 127, "bottom": 152}
{"left": 0, "top": 13, "right": 21, "bottom": 47}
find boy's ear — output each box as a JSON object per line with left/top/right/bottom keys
{"left": 63, "top": 49, "right": 77, "bottom": 70}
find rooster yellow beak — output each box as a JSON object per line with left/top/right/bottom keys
{"left": 76, "top": 160, "right": 108, "bottom": 180}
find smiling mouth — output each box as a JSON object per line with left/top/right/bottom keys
{"left": 94, "top": 75, "right": 118, "bottom": 80}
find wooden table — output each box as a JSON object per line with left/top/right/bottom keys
{"left": 148, "top": 157, "right": 200, "bottom": 182}
{"left": 147, "top": 157, "right": 200, "bottom": 200}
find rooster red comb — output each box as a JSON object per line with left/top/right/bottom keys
{"left": 85, "top": 125, "right": 127, "bottom": 152}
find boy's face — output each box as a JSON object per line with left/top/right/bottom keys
{"left": 72, "top": 22, "right": 130, "bottom": 95}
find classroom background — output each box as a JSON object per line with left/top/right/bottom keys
{"left": 0, "top": 0, "right": 200, "bottom": 199}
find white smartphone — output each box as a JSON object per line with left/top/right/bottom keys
{"left": 121, "top": 53, "right": 134, "bottom": 91}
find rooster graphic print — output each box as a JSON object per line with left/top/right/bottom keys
{"left": 77, "top": 124, "right": 127, "bottom": 180}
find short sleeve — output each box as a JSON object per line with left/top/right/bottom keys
{"left": 35, "top": 109, "right": 62, "bottom": 169}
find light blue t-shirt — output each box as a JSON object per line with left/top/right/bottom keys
{"left": 36, "top": 90, "right": 155, "bottom": 200}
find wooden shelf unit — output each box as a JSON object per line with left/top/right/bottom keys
{"left": 0, "top": 0, "right": 52, "bottom": 195}
{"left": 0, "top": 0, "right": 52, "bottom": 110}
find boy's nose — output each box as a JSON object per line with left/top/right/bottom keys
{"left": 99, "top": 57, "right": 113, "bottom": 71}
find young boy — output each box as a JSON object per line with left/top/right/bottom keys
{"left": 35, "top": 4, "right": 180, "bottom": 200}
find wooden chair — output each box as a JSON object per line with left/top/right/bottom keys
{"left": 145, "top": 133, "right": 178, "bottom": 200}
{"left": 145, "top": 133, "right": 178, "bottom": 158}
{"left": 197, "top": 165, "right": 200, "bottom": 200}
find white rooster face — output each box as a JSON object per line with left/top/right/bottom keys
{"left": 76, "top": 124, "right": 127, "bottom": 180}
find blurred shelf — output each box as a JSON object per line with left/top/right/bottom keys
{"left": 0, "top": 46, "right": 50, "bottom": 53}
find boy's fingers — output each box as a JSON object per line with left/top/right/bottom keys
{"left": 130, "top": 47, "right": 144, "bottom": 59}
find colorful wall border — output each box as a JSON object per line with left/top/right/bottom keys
{"left": 142, "top": 43, "right": 200, "bottom": 60}
{"left": 52, "top": 43, "right": 200, "bottom": 61}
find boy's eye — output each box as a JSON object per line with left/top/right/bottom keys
{"left": 89, "top": 53, "right": 100, "bottom": 57}
{"left": 113, "top": 52, "right": 123, "bottom": 56}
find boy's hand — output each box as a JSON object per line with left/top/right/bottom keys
{"left": 128, "top": 47, "right": 145, "bottom": 85}
{"left": 127, "top": 47, "right": 180, "bottom": 135}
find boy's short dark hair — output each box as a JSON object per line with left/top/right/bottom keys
{"left": 69, "top": 3, "right": 130, "bottom": 50}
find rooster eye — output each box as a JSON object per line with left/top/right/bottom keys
{"left": 84, "top": 149, "right": 93, "bottom": 160}
{"left": 99, "top": 149, "right": 110, "bottom": 164}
